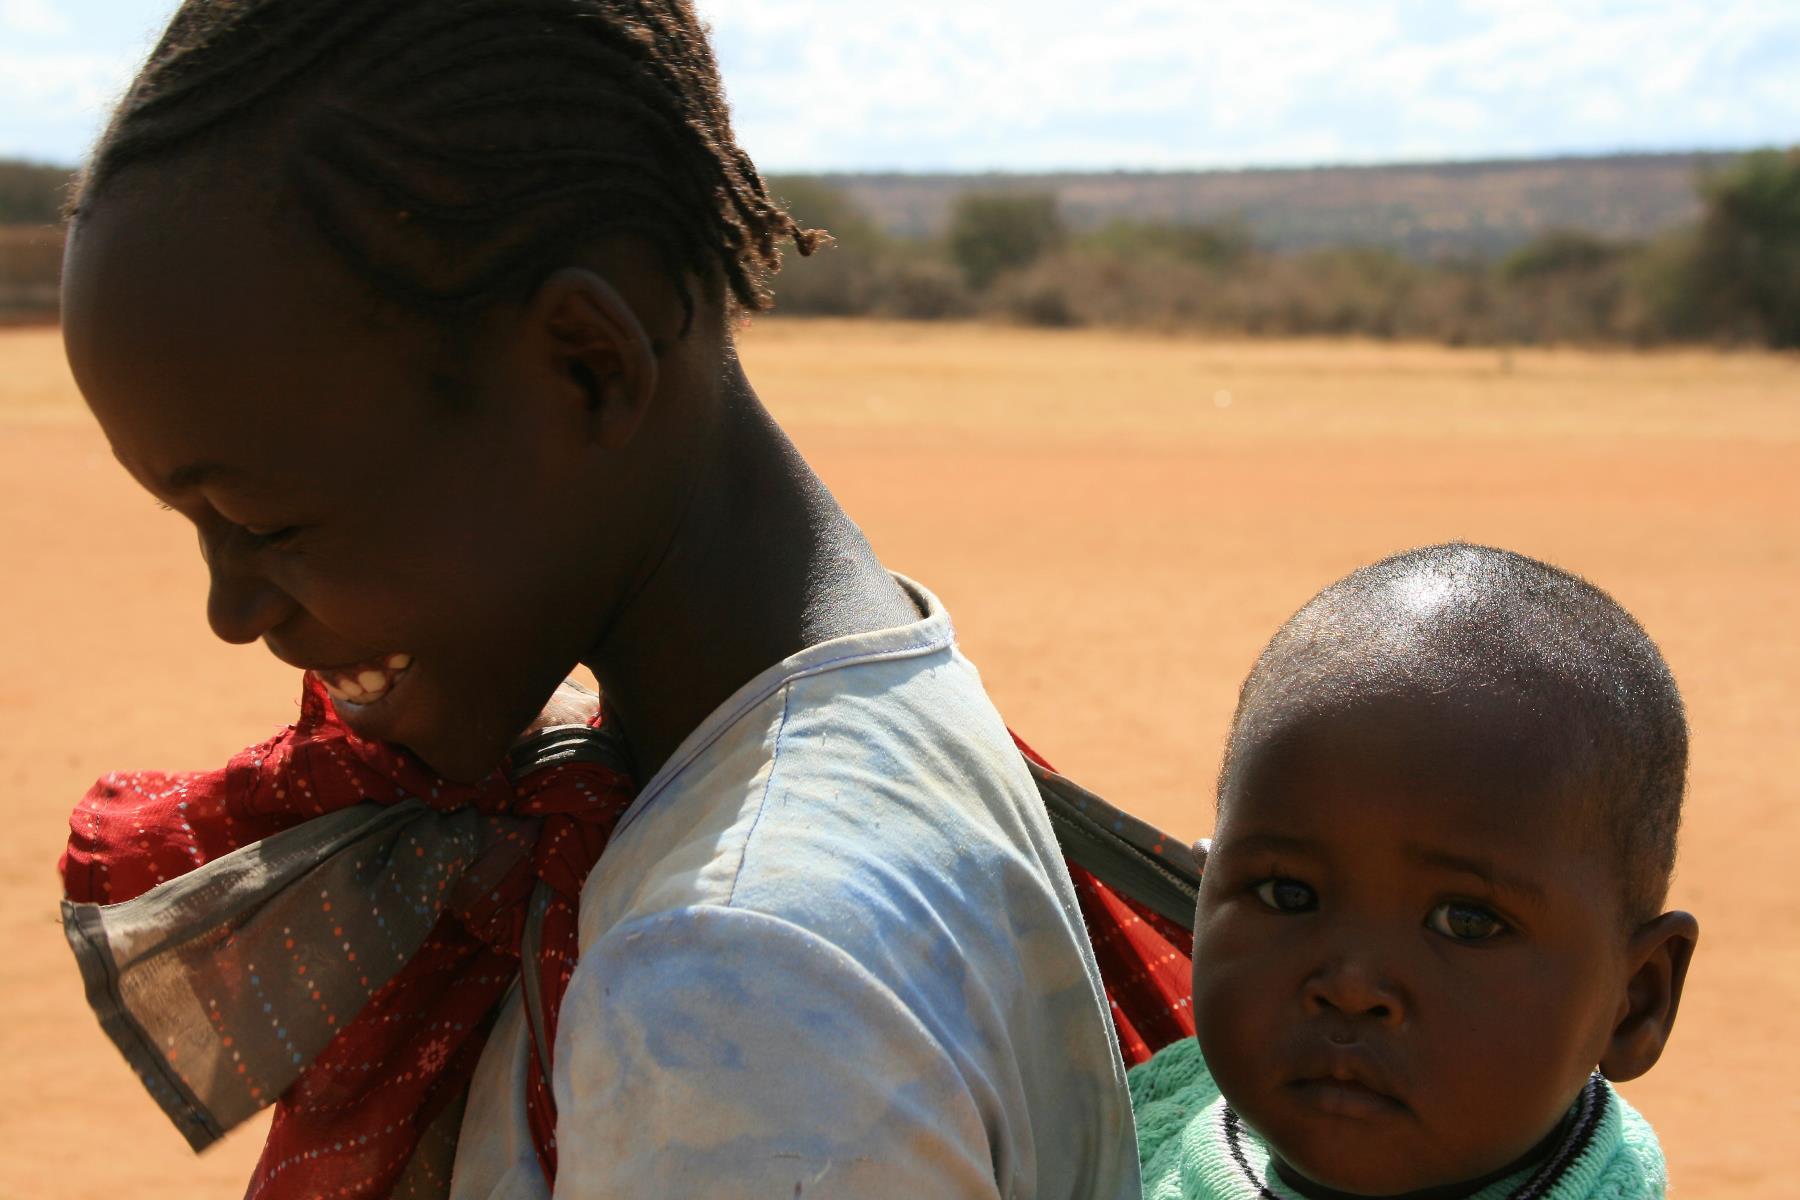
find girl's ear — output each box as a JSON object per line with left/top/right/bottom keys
{"left": 528, "top": 267, "right": 659, "bottom": 450}
{"left": 1598, "top": 910, "right": 1698, "bottom": 1083}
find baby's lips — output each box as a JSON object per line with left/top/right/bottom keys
{"left": 1288, "top": 1043, "right": 1408, "bottom": 1107}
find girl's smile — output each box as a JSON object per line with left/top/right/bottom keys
{"left": 60, "top": 172, "right": 640, "bottom": 782}
{"left": 313, "top": 652, "right": 414, "bottom": 717}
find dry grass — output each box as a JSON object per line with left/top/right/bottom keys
{"left": 0, "top": 225, "right": 62, "bottom": 319}
{"left": 1, "top": 320, "right": 1795, "bottom": 1198}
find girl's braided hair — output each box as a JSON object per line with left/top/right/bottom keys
{"left": 72, "top": 0, "right": 824, "bottom": 325}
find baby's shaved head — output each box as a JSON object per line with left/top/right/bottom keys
{"left": 1220, "top": 543, "right": 1686, "bottom": 923}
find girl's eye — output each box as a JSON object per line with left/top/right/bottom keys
{"left": 1427, "top": 902, "right": 1507, "bottom": 943}
{"left": 242, "top": 524, "right": 302, "bottom": 548}
{"left": 1253, "top": 878, "right": 1317, "bottom": 914}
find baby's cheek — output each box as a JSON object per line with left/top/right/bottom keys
{"left": 1422, "top": 965, "right": 1596, "bottom": 1160}
{"left": 1191, "top": 927, "right": 1289, "bottom": 1084}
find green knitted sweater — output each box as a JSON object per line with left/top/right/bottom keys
{"left": 1129, "top": 1039, "right": 1667, "bottom": 1200}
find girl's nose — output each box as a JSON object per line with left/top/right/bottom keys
{"left": 1303, "top": 956, "right": 1405, "bottom": 1026}
{"left": 202, "top": 533, "right": 298, "bottom": 645}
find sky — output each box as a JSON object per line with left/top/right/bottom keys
{"left": 2, "top": 0, "right": 1795, "bottom": 172}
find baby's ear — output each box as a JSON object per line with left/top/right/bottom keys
{"left": 1190, "top": 838, "right": 1210, "bottom": 875}
{"left": 1599, "top": 910, "right": 1699, "bottom": 1082}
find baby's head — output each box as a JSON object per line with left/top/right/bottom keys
{"left": 1193, "top": 543, "right": 1698, "bottom": 1197}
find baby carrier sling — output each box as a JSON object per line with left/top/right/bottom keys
{"left": 60, "top": 682, "right": 1200, "bottom": 1198}
{"left": 1018, "top": 738, "right": 1200, "bottom": 1066}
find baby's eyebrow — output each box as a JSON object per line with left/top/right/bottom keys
{"left": 1403, "top": 845, "right": 1547, "bottom": 904}
{"left": 1221, "top": 831, "right": 1321, "bottom": 858}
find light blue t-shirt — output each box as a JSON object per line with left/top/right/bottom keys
{"left": 450, "top": 577, "right": 1141, "bottom": 1199}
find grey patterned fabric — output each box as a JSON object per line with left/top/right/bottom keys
{"left": 63, "top": 799, "right": 533, "bottom": 1150}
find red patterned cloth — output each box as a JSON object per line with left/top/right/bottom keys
{"left": 61, "top": 676, "right": 634, "bottom": 1199}
{"left": 63, "top": 682, "right": 1192, "bottom": 1197}
{"left": 1070, "top": 867, "right": 1197, "bottom": 1066}
{"left": 1012, "top": 735, "right": 1197, "bottom": 1067}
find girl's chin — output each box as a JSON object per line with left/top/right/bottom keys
{"left": 338, "top": 667, "right": 584, "bottom": 783}
{"left": 333, "top": 681, "right": 516, "bottom": 784}
{"left": 400, "top": 727, "right": 518, "bottom": 784}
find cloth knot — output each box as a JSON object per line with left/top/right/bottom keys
{"left": 61, "top": 674, "right": 638, "bottom": 1199}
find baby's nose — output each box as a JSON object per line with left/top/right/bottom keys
{"left": 1304, "top": 956, "right": 1404, "bottom": 1025}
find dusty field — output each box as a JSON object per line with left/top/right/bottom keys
{"left": 1, "top": 319, "right": 1795, "bottom": 1198}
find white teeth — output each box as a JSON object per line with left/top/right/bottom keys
{"left": 322, "top": 675, "right": 366, "bottom": 703}
{"left": 319, "top": 672, "right": 371, "bottom": 702}
{"left": 317, "top": 653, "right": 411, "bottom": 707}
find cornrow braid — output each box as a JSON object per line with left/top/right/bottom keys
{"left": 73, "top": 0, "right": 825, "bottom": 324}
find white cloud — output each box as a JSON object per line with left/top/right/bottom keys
{"left": 701, "top": 0, "right": 1800, "bottom": 169}
{"left": 0, "top": 51, "right": 130, "bottom": 105}
{"left": 0, "top": 0, "right": 70, "bottom": 37}
{"left": 0, "top": 48, "right": 139, "bottom": 162}
{"left": 1, "top": 0, "right": 1793, "bottom": 167}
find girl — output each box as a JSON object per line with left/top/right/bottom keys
{"left": 55, "top": 1, "right": 1143, "bottom": 1197}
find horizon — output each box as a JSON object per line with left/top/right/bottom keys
{"left": 1, "top": 1, "right": 1795, "bottom": 173}
{"left": 785, "top": 146, "right": 1762, "bottom": 180}
{"left": 0, "top": 145, "right": 1771, "bottom": 179}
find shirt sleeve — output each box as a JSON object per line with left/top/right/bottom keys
{"left": 550, "top": 904, "right": 1003, "bottom": 1199}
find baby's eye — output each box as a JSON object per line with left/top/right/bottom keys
{"left": 1253, "top": 878, "right": 1317, "bottom": 914}
{"left": 1427, "top": 902, "right": 1507, "bottom": 943}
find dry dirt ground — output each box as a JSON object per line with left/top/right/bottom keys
{"left": 1, "top": 319, "right": 1794, "bottom": 1198}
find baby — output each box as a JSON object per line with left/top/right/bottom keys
{"left": 1132, "top": 543, "right": 1698, "bottom": 1199}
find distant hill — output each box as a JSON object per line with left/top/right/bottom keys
{"left": 0, "top": 160, "right": 73, "bottom": 226}
{"left": 0, "top": 149, "right": 1758, "bottom": 260}
{"left": 803, "top": 151, "right": 1746, "bottom": 260}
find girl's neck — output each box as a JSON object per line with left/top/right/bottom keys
{"left": 583, "top": 367, "right": 915, "bottom": 782}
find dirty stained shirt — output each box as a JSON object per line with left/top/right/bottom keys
{"left": 447, "top": 577, "right": 1142, "bottom": 1199}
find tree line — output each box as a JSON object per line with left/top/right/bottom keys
{"left": 4, "top": 150, "right": 1797, "bottom": 346}
{"left": 766, "top": 149, "right": 1800, "bottom": 349}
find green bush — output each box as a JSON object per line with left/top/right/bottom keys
{"left": 947, "top": 191, "right": 1063, "bottom": 290}
{"left": 1076, "top": 218, "right": 1250, "bottom": 269}
{"left": 869, "top": 256, "right": 975, "bottom": 320}
{"left": 762, "top": 179, "right": 977, "bottom": 320}
{"left": 0, "top": 225, "right": 65, "bottom": 319}
{"left": 0, "top": 160, "right": 73, "bottom": 225}
{"left": 763, "top": 177, "right": 885, "bottom": 316}
{"left": 1501, "top": 229, "right": 1628, "bottom": 281}
{"left": 1686, "top": 148, "right": 1800, "bottom": 347}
